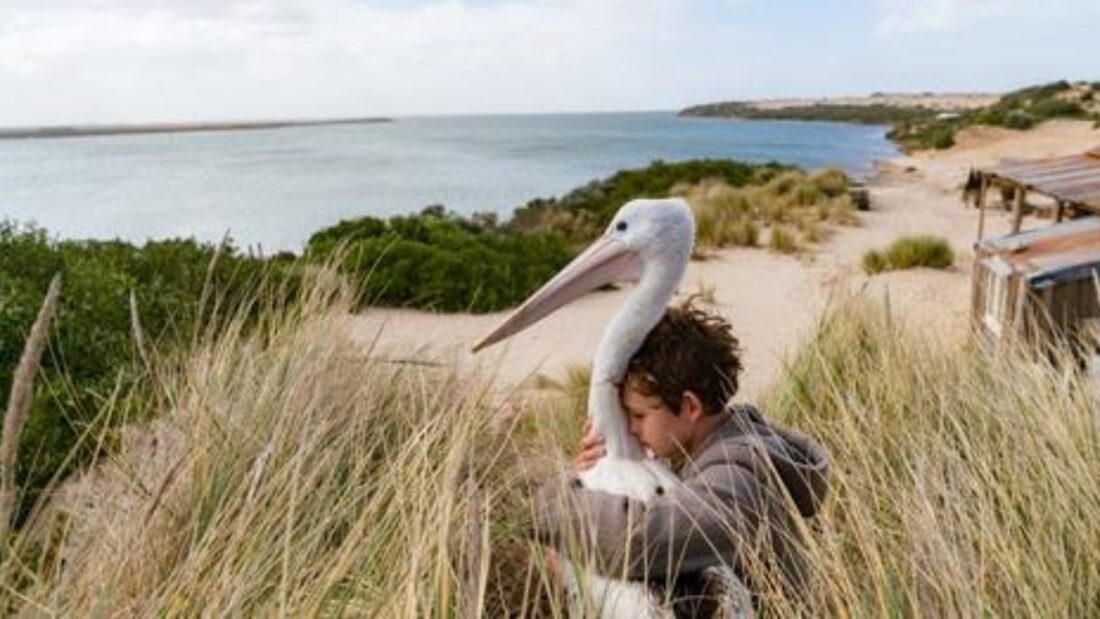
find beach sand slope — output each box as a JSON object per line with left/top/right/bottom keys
{"left": 347, "top": 120, "right": 1100, "bottom": 401}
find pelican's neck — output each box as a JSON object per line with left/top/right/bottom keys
{"left": 590, "top": 257, "right": 685, "bottom": 458}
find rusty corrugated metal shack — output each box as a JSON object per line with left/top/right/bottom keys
{"left": 968, "top": 148, "right": 1100, "bottom": 352}
{"left": 972, "top": 217, "right": 1100, "bottom": 347}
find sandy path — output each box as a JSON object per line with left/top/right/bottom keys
{"left": 347, "top": 120, "right": 1100, "bottom": 401}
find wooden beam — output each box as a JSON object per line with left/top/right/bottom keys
{"left": 976, "top": 175, "right": 989, "bottom": 241}
{"left": 1011, "top": 186, "right": 1026, "bottom": 234}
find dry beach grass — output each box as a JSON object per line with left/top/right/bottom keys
{"left": 0, "top": 266, "right": 1097, "bottom": 616}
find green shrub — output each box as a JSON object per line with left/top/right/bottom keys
{"left": 864, "top": 235, "right": 954, "bottom": 274}
{"left": 793, "top": 183, "right": 823, "bottom": 206}
{"left": 0, "top": 221, "right": 278, "bottom": 524}
{"left": 306, "top": 207, "right": 573, "bottom": 313}
{"left": 1002, "top": 110, "right": 1035, "bottom": 129}
{"left": 764, "top": 171, "right": 802, "bottom": 197}
{"left": 1029, "top": 98, "right": 1085, "bottom": 118}
{"left": 808, "top": 168, "right": 850, "bottom": 197}
{"left": 929, "top": 127, "right": 956, "bottom": 149}
{"left": 769, "top": 225, "right": 798, "bottom": 254}
{"left": 862, "top": 249, "right": 888, "bottom": 274}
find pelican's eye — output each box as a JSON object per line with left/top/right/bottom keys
{"left": 615, "top": 221, "right": 628, "bottom": 232}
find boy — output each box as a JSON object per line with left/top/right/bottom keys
{"left": 533, "top": 300, "right": 830, "bottom": 616}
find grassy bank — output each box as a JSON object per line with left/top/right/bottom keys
{"left": 682, "top": 80, "right": 1100, "bottom": 151}
{"left": 3, "top": 271, "right": 1097, "bottom": 615}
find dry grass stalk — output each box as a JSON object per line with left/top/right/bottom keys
{"left": 464, "top": 483, "right": 486, "bottom": 619}
{"left": 0, "top": 274, "right": 62, "bottom": 548}
{"left": 193, "top": 230, "right": 230, "bottom": 347}
{"left": 129, "top": 289, "right": 151, "bottom": 372}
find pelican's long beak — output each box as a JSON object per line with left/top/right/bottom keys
{"left": 472, "top": 236, "right": 640, "bottom": 353}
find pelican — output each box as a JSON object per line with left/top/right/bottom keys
{"left": 473, "top": 198, "right": 696, "bottom": 617}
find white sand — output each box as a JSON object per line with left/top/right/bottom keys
{"left": 348, "top": 120, "right": 1100, "bottom": 401}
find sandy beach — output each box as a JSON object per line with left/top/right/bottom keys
{"left": 348, "top": 119, "right": 1100, "bottom": 402}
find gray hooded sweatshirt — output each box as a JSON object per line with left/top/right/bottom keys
{"left": 533, "top": 404, "right": 830, "bottom": 605}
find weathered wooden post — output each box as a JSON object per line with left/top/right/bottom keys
{"left": 976, "top": 174, "right": 990, "bottom": 241}
{"left": 1011, "top": 185, "right": 1027, "bottom": 234}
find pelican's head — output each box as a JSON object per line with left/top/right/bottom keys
{"left": 604, "top": 198, "right": 695, "bottom": 269}
{"left": 472, "top": 198, "right": 695, "bottom": 352}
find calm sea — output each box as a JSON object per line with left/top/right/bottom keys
{"left": 0, "top": 112, "right": 897, "bottom": 252}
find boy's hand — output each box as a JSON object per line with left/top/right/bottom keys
{"left": 574, "top": 421, "right": 606, "bottom": 472}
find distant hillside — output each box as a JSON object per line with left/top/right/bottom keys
{"left": 682, "top": 81, "right": 1100, "bottom": 151}
{"left": 680, "top": 101, "right": 939, "bottom": 126}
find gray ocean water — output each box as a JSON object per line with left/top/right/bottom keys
{"left": 0, "top": 112, "right": 897, "bottom": 252}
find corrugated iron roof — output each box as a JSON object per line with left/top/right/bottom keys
{"left": 981, "top": 146, "right": 1100, "bottom": 210}
{"left": 979, "top": 217, "right": 1100, "bottom": 280}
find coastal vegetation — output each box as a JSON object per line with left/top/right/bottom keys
{"left": 674, "top": 167, "right": 858, "bottom": 254}
{"left": 680, "top": 101, "right": 938, "bottom": 126}
{"left": 0, "top": 158, "right": 851, "bottom": 515}
{"left": 862, "top": 235, "right": 955, "bottom": 274}
{"left": 308, "top": 159, "right": 853, "bottom": 308}
{"left": 304, "top": 205, "right": 574, "bottom": 313}
{"left": 682, "top": 80, "right": 1100, "bottom": 151}
{"left": 508, "top": 158, "right": 780, "bottom": 243}
{"left": 888, "top": 81, "right": 1100, "bottom": 150}
{"left": 0, "top": 222, "right": 291, "bottom": 522}
{"left": 2, "top": 273, "right": 1097, "bottom": 616}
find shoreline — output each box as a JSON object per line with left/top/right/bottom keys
{"left": 0, "top": 116, "right": 393, "bottom": 141}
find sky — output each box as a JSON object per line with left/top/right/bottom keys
{"left": 1, "top": 0, "right": 1098, "bottom": 126}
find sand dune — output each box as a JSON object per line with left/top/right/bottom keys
{"left": 348, "top": 119, "right": 1100, "bottom": 402}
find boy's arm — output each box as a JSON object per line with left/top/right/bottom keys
{"left": 533, "top": 460, "right": 765, "bottom": 581}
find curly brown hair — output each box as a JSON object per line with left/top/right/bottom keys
{"left": 620, "top": 298, "right": 743, "bottom": 415}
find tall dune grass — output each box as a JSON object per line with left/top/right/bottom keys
{"left": 674, "top": 168, "right": 858, "bottom": 255}
{"left": 0, "top": 269, "right": 567, "bottom": 616}
{"left": 1, "top": 271, "right": 1098, "bottom": 616}
{"left": 765, "top": 298, "right": 1100, "bottom": 615}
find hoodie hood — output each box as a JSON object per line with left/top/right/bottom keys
{"left": 694, "top": 403, "right": 830, "bottom": 518}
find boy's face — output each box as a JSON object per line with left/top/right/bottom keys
{"left": 622, "top": 385, "right": 695, "bottom": 460}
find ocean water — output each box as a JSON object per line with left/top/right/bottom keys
{"left": 0, "top": 112, "right": 897, "bottom": 252}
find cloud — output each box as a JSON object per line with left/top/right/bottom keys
{"left": 874, "top": 0, "right": 1100, "bottom": 37}
{"left": 0, "top": 0, "right": 736, "bottom": 124}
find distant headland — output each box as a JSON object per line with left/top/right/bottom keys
{"left": 0, "top": 116, "right": 393, "bottom": 141}
{"left": 679, "top": 80, "right": 1100, "bottom": 151}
